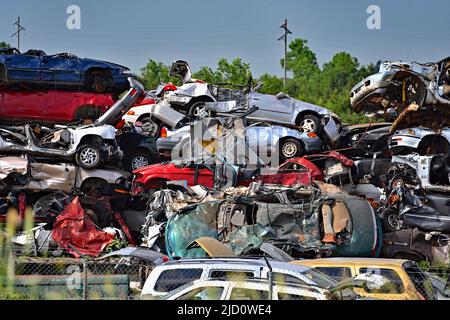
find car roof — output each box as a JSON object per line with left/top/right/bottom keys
{"left": 186, "top": 278, "right": 324, "bottom": 292}
{"left": 291, "top": 257, "right": 411, "bottom": 268}
{"left": 160, "top": 257, "right": 312, "bottom": 272}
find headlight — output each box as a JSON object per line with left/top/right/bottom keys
{"left": 406, "top": 129, "right": 415, "bottom": 136}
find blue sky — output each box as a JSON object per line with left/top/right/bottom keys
{"left": 1, "top": 0, "right": 449, "bottom": 77}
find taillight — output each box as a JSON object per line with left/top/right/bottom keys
{"left": 127, "top": 110, "right": 135, "bottom": 115}
{"left": 160, "top": 127, "right": 167, "bottom": 138}
{"left": 307, "top": 132, "right": 317, "bottom": 138}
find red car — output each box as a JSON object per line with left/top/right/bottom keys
{"left": 131, "top": 157, "right": 326, "bottom": 196}
{"left": 0, "top": 89, "right": 155, "bottom": 124}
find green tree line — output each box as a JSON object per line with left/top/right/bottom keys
{"left": 139, "top": 38, "right": 379, "bottom": 123}
{"left": 1, "top": 38, "right": 379, "bottom": 123}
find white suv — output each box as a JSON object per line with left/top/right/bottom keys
{"left": 140, "top": 258, "right": 338, "bottom": 298}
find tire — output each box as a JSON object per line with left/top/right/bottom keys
{"left": 297, "top": 114, "right": 320, "bottom": 133}
{"left": 381, "top": 208, "right": 402, "bottom": 233}
{"left": 280, "top": 138, "right": 303, "bottom": 160}
{"left": 76, "top": 144, "right": 103, "bottom": 169}
{"left": 126, "top": 150, "right": 154, "bottom": 171}
{"left": 188, "top": 101, "right": 208, "bottom": 118}
{"left": 139, "top": 117, "right": 160, "bottom": 136}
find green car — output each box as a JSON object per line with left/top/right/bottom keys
{"left": 165, "top": 184, "right": 383, "bottom": 260}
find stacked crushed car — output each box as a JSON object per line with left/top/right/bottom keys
{"left": 2, "top": 54, "right": 450, "bottom": 300}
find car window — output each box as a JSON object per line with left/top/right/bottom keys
{"left": 302, "top": 269, "right": 338, "bottom": 289}
{"left": 209, "top": 270, "right": 254, "bottom": 280}
{"left": 277, "top": 292, "right": 317, "bottom": 300}
{"left": 315, "top": 267, "right": 353, "bottom": 282}
{"left": 154, "top": 268, "right": 203, "bottom": 292}
{"left": 230, "top": 287, "right": 269, "bottom": 300}
{"left": 272, "top": 272, "right": 307, "bottom": 285}
{"left": 359, "top": 268, "right": 404, "bottom": 294}
{"left": 176, "top": 286, "right": 224, "bottom": 300}
{"left": 404, "top": 265, "right": 437, "bottom": 300}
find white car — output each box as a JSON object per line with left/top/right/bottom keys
{"left": 389, "top": 127, "right": 450, "bottom": 155}
{"left": 140, "top": 257, "right": 340, "bottom": 297}
{"left": 153, "top": 279, "right": 350, "bottom": 300}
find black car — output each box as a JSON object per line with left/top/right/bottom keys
{"left": 337, "top": 122, "right": 392, "bottom": 159}
{"left": 116, "top": 126, "right": 162, "bottom": 172}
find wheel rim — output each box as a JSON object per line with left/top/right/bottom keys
{"left": 141, "top": 121, "right": 158, "bottom": 135}
{"left": 80, "top": 147, "right": 98, "bottom": 166}
{"left": 300, "top": 119, "right": 316, "bottom": 133}
{"left": 192, "top": 105, "right": 208, "bottom": 118}
{"left": 131, "top": 156, "right": 149, "bottom": 170}
{"left": 387, "top": 214, "right": 401, "bottom": 231}
{"left": 281, "top": 142, "right": 298, "bottom": 158}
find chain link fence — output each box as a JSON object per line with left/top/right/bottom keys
{"left": 1, "top": 243, "right": 450, "bottom": 300}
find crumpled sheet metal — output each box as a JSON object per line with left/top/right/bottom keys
{"left": 165, "top": 200, "right": 222, "bottom": 259}
{"left": 0, "top": 156, "right": 28, "bottom": 180}
{"left": 52, "top": 196, "right": 115, "bottom": 257}
{"left": 27, "top": 162, "right": 76, "bottom": 193}
{"left": 226, "top": 224, "right": 270, "bottom": 255}
{"left": 254, "top": 201, "right": 325, "bottom": 250}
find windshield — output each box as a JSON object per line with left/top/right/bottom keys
{"left": 403, "top": 263, "right": 437, "bottom": 300}
{"left": 302, "top": 268, "right": 358, "bottom": 300}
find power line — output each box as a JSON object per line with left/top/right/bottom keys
{"left": 11, "top": 16, "right": 25, "bottom": 51}
{"left": 278, "top": 19, "right": 291, "bottom": 90}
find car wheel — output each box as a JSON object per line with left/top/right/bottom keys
{"left": 139, "top": 117, "right": 160, "bottom": 136}
{"left": 76, "top": 144, "right": 103, "bottom": 169}
{"left": 127, "top": 150, "right": 153, "bottom": 171}
{"left": 381, "top": 208, "right": 402, "bottom": 233}
{"left": 298, "top": 115, "right": 320, "bottom": 133}
{"left": 280, "top": 139, "right": 303, "bottom": 160}
{"left": 188, "top": 101, "right": 208, "bottom": 118}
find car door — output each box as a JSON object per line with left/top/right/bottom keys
{"left": 247, "top": 92, "right": 293, "bottom": 125}
{"left": 2, "top": 90, "right": 47, "bottom": 120}
{"left": 5, "top": 52, "right": 42, "bottom": 81}
{"left": 41, "top": 54, "right": 81, "bottom": 85}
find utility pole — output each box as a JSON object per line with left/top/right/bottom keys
{"left": 278, "top": 19, "right": 292, "bottom": 91}
{"left": 11, "top": 16, "right": 26, "bottom": 51}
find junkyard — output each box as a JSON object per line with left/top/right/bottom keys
{"left": 1, "top": 1, "right": 450, "bottom": 305}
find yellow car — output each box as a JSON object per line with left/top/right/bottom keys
{"left": 291, "top": 258, "right": 437, "bottom": 300}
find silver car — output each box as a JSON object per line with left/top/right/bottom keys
{"left": 350, "top": 57, "right": 450, "bottom": 128}
{"left": 156, "top": 123, "right": 324, "bottom": 161}
{"left": 389, "top": 127, "right": 450, "bottom": 155}
{"left": 165, "top": 60, "right": 342, "bottom": 142}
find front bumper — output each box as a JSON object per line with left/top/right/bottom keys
{"left": 302, "top": 137, "right": 324, "bottom": 153}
